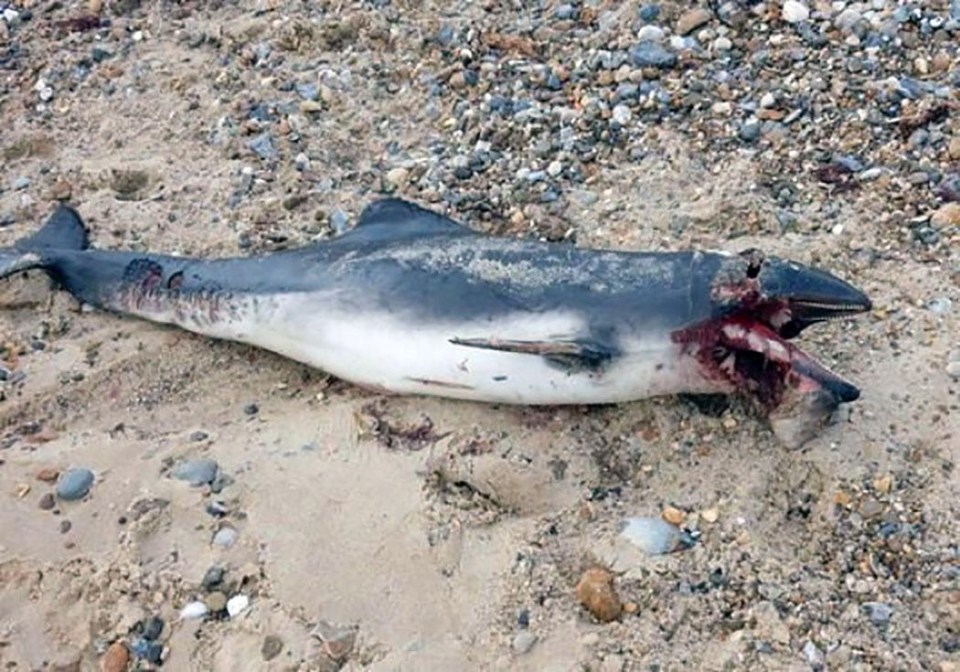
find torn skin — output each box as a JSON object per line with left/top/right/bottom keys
{"left": 673, "top": 249, "right": 871, "bottom": 448}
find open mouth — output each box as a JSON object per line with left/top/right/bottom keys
{"left": 673, "top": 299, "right": 866, "bottom": 411}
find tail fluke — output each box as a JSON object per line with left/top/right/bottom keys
{"left": 0, "top": 204, "right": 89, "bottom": 280}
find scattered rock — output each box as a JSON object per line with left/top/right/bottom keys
{"left": 261, "top": 635, "right": 284, "bottom": 661}
{"left": 205, "top": 591, "right": 228, "bottom": 613}
{"left": 511, "top": 631, "right": 537, "bottom": 654}
{"left": 574, "top": 567, "right": 621, "bottom": 623}
{"left": 247, "top": 133, "right": 277, "bottom": 161}
{"left": 628, "top": 42, "right": 677, "bottom": 69}
{"left": 226, "top": 594, "right": 249, "bottom": 618}
{"left": 782, "top": 0, "right": 810, "bottom": 23}
{"left": 100, "top": 642, "right": 129, "bottom": 672}
{"left": 620, "top": 517, "right": 694, "bottom": 555}
{"left": 931, "top": 203, "right": 960, "bottom": 227}
{"left": 56, "top": 468, "right": 94, "bottom": 501}
{"left": 172, "top": 458, "right": 219, "bottom": 486}
{"left": 312, "top": 621, "right": 358, "bottom": 660}
{"left": 179, "top": 601, "right": 209, "bottom": 621}
{"left": 661, "top": 506, "right": 686, "bottom": 526}
{"left": 863, "top": 602, "right": 893, "bottom": 625}
{"left": 38, "top": 492, "right": 56, "bottom": 510}
{"left": 202, "top": 565, "right": 225, "bottom": 590}
{"left": 212, "top": 526, "right": 238, "bottom": 548}
{"left": 676, "top": 8, "right": 711, "bottom": 35}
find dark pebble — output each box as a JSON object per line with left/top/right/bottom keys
{"left": 59, "top": 520, "right": 72, "bottom": 534}
{"left": 131, "top": 638, "right": 164, "bottom": 664}
{"left": 243, "top": 403, "right": 259, "bottom": 416}
{"left": 142, "top": 616, "right": 164, "bottom": 641}
{"left": 739, "top": 120, "right": 761, "bottom": 143}
{"left": 38, "top": 492, "right": 56, "bottom": 510}
{"left": 628, "top": 42, "right": 676, "bottom": 69}
{"left": 638, "top": 4, "right": 661, "bottom": 22}
{"left": 202, "top": 565, "right": 225, "bottom": 591}
{"left": 206, "top": 500, "right": 230, "bottom": 517}
{"left": 56, "top": 468, "right": 94, "bottom": 501}
{"left": 261, "top": 634, "right": 284, "bottom": 661}
{"left": 936, "top": 174, "right": 960, "bottom": 202}
{"left": 190, "top": 431, "right": 209, "bottom": 442}
{"left": 91, "top": 47, "right": 113, "bottom": 63}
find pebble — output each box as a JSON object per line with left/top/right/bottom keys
{"left": 226, "top": 594, "right": 250, "bottom": 618}
{"left": 212, "top": 526, "right": 238, "bottom": 548}
{"left": 56, "top": 468, "right": 94, "bottom": 501}
{"left": 946, "top": 361, "right": 960, "bottom": 380}
{"left": 247, "top": 133, "right": 277, "bottom": 161}
{"left": 202, "top": 565, "right": 225, "bottom": 590}
{"left": 141, "top": 616, "right": 164, "bottom": 641}
{"left": 100, "top": 642, "right": 129, "bottom": 672}
{"left": 676, "top": 8, "right": 711, "bottom": 36}
{"left": 330, "top": 209, "right": 350, "bottom": 235}
{"left": 313, "top": 621, "right": 358, "bottom": 660}
{"left": 638, "top": 4, "right": 660, "bottom": 22}
{"left": 739, "top": 120, "right": 761, "bottom": 143}
{"left": 863, "top": 602, "right": 893, "bottom": 625}
{"left": 179, "top": 601, "right": 209, "bottom": 621}
{"left": 38, "top": 492, "right": 56, "bottom": 510}
{"left": 171, "top": 458, "right": 219, "bottom": 486}
{"left": 384, "top": 167, "right": 409, "bottom": 189}
{"left": 620, "top": 517, "right": 694, "bottom": 555}
{"left": 261, "top": 635, "right": 284, "bottom": 661}
{"left": 636, "top": 25, "right": 665, "bottom": 43}
{"left": 628, "top": 42, "right": 676, "bottom": 69}
{"left": 931, "top": 203, "right": 960, "bottom": 227}
{"left": 574, "top": 567, "right": 621, "bottom": 623}
{"left": 782, "top": 0, "right": 810, "bottom": 23}
{"left": 927, "top": 297, "right": 952, "bottom": 315}
{"left": 205, "top": 591, "right": 227, "bottom": 612}
{"left": 611, "top": 104, "right": 632, "bottom": 126}
{"left": 12, "top": 176, "right": 30, "bottom": 190}
{"left": 511, "top": 631, "right": 538, "bottom": 654}
{"left": 803, "top": 640, "right": 825, "bottom": 667}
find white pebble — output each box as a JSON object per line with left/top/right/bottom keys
{"left": 620, "top": 517, "right": 692, "bottom": 555}
{"left": 226, "top": 594, "right": 250, "bottom": 618}
{"left": 782, "top": 0, "right": 810, "bottom": 23}
{"left": 212, "top": 526, "right": 238, "bottom": 548}
{"left": 611, "top": 104, "right": 632, "bottom": 126}
{"left": 712, "top": 36, "right": 732, "bottom": 51}
{"left": 636, "top": 25, "right": 665, "bottom": 42}
{"left": 760, "top": 92, "right": 776, "bottom": 108}
{"left": 547, "top": 160, "right": 563, "bottom": 177}
{"left": 179, "top": 601, "right": 209, "bottom": 621}
{"left": 946, "top": 361, "right": 960, "bottom": 380}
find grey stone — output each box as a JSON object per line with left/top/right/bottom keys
{"left": 56, "top": 468, "right": 95, "bottom": 501}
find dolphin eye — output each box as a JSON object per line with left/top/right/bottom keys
{"left": 739, "top": 248, "right": 765, "bottom": 279}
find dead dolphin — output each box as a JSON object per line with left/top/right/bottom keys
{"left": 0, "top": 198, "right": 872, "bottom": 447}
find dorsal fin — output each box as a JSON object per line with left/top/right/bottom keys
{"left": 347, "top": 198, "right": 469, "bottom": 241}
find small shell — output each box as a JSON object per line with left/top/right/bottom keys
{"left": 619, "top": 517, "right": 695, "bottom": 555}
{"left": 179, "top": 601, "right": 209, "bottom": 621}
{"left": 226, "top": 594, "right": 250, "bottom": 618}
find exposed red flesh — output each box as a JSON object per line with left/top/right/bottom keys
{"left": 672, "top": 315, "right": 856, "bottom": 410}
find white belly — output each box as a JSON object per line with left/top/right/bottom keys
{"left": 227, "top": 295, "right": 719, "bottom": 405}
